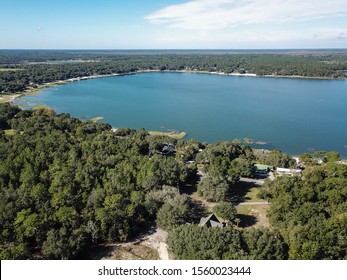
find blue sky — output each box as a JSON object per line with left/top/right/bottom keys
{"left": 1, "top": 0, "right": 346, "bottom": 49}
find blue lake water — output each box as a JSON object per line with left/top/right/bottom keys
{"left": 15, "top": 72, "right": 347, "bottom": 157}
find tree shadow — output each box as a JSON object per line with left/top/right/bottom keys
{"left": 236, "top": 214, "right": 257, "bottom": 228}
{"left": 181, "top": 183, "right": 197, "bottom": 195}
{"left": 86, "top": 244, "right": 120, "bottom": 260}
{"left": 190, "top": 200, "right": 209, "bottom": 223}
{"left": 230, "top": 180, "right": 258, "bottom": 204}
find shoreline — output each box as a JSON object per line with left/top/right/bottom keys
{"left": 3, "top": 69, "right": 347, "bottom": 158}
{"left": 138, "top": 69, "right": 345, "bottom": 80}
{"left": 0, "top": 73, "right": 122, "bottom": 103}
{"left": 148, "top": 130, "right": 187, "bottom": 139}
{"left": 1, "top": 69, "right": 345, "bottom": 102}
{"left": 262, "top": 74, "right": 344, "bottom": 80}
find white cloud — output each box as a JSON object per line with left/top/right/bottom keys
{"left": 151, "top": 27, "right": 347, "bottom": 48}
{"left": 145, "top": 0, "right": 347, "bottom": 30}
{"left": 337, "top": 32, "right": 347, "bottom": 40}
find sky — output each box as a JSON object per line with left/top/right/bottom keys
{"left": 0, "top": 0, "right": 346, "bottom": 49}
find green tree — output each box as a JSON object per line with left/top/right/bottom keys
{"left": 323, "top": 151, "right": 340, "bottom": 163}
{"left": 233, "top": 157, "right": 254, "bottom": 178}
{"left": 243, "top": 228, "right": 288, "bottom": 260}
{"left": 42, "top": 227, "right": 87, "bottom": 260}
{"left": 0, "top": 103, "right": 20, "bottom": 129}
{"left": 258, "top": 150, "right": 295, "bottom": 168}
{"left": 213, "top": 202, "right": 237, "bottom": 224}
{"left": 197, "top": 177, "right": 230, "bottom": 202}
{"left": 299, "top": 153, "right": 318, "bottom": 166}
{"left": 167, "top": 225, "right": 246, "bottom": 260}
{"left": 156, "top": 194, "right": 192, "bottom": 230}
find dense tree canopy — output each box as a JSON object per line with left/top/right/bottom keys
{"left": 156, "top": 194, "right": 193, "bottom": 230}
{"left": 260, "top": 163, "right": 347, "bottom": 259}
{"left": 255, "top": 150, "right": 295, "bottom": 168}
{"left": 167, "top": 225, "right": 287, "bottom": 260}
{"left": 213, "top": 202, "right": 238, "bottom": 224}
{"left": 0, "top": 103, "right": 346, "bottom": 260}
{"left": 0, "top": 104, "right": 193, "bottom": 259}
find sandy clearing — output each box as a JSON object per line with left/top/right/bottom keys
{"left": 94, "top": 226, "right": 170, "bottom": 260}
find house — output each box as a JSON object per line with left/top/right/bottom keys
{"left": 161, "top": 143, "right": 175, "bottom": 155}
{"left": 199, "top": 214, "right": 226, "bottom": 228}
{"left": 276, "top": 167, "right": 302, "bottom": 176}
{"left": 253, "top": 164, "right": 272, "bottom": 175}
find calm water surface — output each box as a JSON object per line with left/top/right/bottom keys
{"left": 16, "top": 72, "right": 347, "bottom": 156}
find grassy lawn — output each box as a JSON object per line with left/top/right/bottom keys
{"left": 232, "top": 179, "right": 266, "bottom": 203}
{"left": 242, "top": 186, "right": 262, "bottom": 202}
{"left": 234, "top": 179, "right": 270, "bottom": 228}
{"left": 236, "top": 204, "right": 270, "bottom": 228}
{"left": 187, "top": 176, "right": 270, "bottom": 227}
{"left": 190, "top": 191, "right": 218, "bottom": 213}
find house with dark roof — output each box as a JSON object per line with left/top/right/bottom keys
{"left": 253, "top": 163, "right": 272, "bottom": 175}
{"left": 161, "top": 143, "right": 175, "bottom": 155}
{"left": 199, "top": 214, "right": 226, "bottom": 228}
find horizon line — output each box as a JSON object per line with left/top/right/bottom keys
{"left": 1, "top": 48, "right": 347, "bottom": 51}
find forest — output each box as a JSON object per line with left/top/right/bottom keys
{"left": 1, "top": 49, "right": 347, "bottom": 93}
{"left": 0, "top": 103, "right": 346, "bottom": 260}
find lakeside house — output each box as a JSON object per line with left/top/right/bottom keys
{"left": 199, "top": 214, "right": 226, "bottom": 228}
{"left": 253, "top": 164, "right": 272, "bottom": 175}
{"left": 276, "top": 167, "right": 302, "bottom": 176}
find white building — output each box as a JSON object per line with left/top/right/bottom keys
{"left": 276, "top": 167, "right": 302, "bottom": 176}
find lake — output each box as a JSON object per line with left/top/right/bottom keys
{"left": 15, "top": 72, "right": 347, "bottom": 157}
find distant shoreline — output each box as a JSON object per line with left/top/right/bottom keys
{"left": 4, "top": 72, "right": 347, "bottom": 159}
{"left": 136, "top": 69, "right": 346, "bottom": 80}
{"left": 2, "top": 68, "right": 345, "bottom": 101}
{"left": 3, "top": 68, "right": 344, "bottom": 108}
